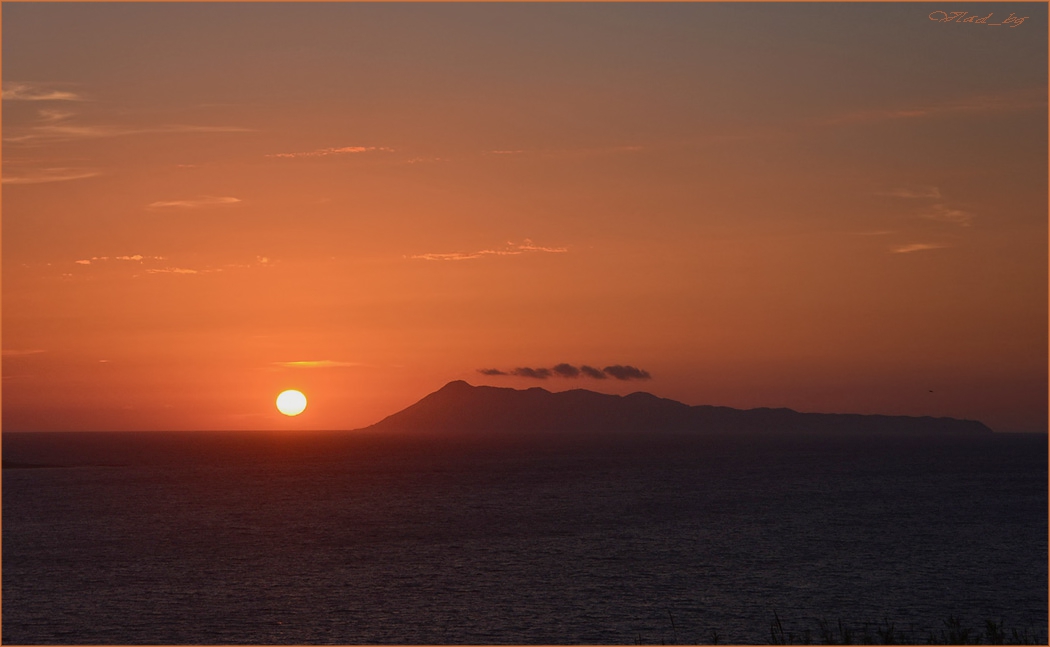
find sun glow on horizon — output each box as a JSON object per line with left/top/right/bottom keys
{"left": 276, "top": 390, "right": 308, "bottom": 417}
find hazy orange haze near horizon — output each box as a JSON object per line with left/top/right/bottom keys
{"left": 2, "top": 3, "right": 1047, "bottom": 432}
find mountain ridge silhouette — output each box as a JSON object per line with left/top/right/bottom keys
{"left": 362, "top": 380, "right": 993, "bottom": 436}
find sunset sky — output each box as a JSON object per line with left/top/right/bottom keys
{"left": 3, "top": 3, "right": 1046, "bottom": 433}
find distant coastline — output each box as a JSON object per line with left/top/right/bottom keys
{"left": 2, "top": 459, "right": 61, "bottom": 469}
{"left": 363, "top": 380, "right": 994, "bottom": 437}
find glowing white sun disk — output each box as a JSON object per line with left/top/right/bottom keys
{"left": 276, "top": 389, "right": 307, "bottom": 416}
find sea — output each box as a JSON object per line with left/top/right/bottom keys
{"left": 3, "top": 428, "right": 1046, "bottom": 644}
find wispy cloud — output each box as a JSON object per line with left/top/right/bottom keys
{"left": 874, "top": 187, "right": 973, "bottom": 227}
{"left": 487, "top": 145, "right": 643, "bottom": 158}
{"left": 4, "top": 85, "right": 253, "bottom": 143}
{"left": 410, "top": 239, "right": 568, "bottom": 261}
{"left": 516, "top": 240, "right": 566, "bottom": 253}
{"left": 412, "top": 252, "right": 490, "bottom": 261}
{"left": 69, "top": 254, "right": 270, "bottom": 278}
{"left": 74, "top": 255, "right": 166, "bottom": 265}
{"left": 478, "top": 363, "right": 651, "bottom": 381}
{"left": 273, "top": 360, "right": 363, "bottom": 369}
{"left": 878, "top": 187, "right": 941, "bottom": 199}
{"left": 2, "top": 168, "right": 101, "bottom": 184}
{"left": 267, "top": 146, "right": 394, "bottom": 159}
{"left": 162, "top": 125, "right": 255, "bottom": 134}
{"left": 148, "top": 196, "right": 241, "bottom": 209}
{"left": 891, "top": 243, "right": 949, "bottom": 254}
{"left": 2, "top": 83, "right": 84, "bottom": 102}
{"left": 827, "top": 88, "right": 1046, "bottom": 126}
{"left": 403, "top": 156, "right": 451, "bottom": 164}
{"left": 2, "top": 349, "right": 47, "bottom": 357}
{"left": 38, "top": 108, "right": 76, "bottom": 123}
{"left": 829, "top": 108, "right": 932, "bottom": 125}
{"left": 5, "top": 122, "right": 253, "bottom": 144}
{"left": 144, "top": 267, "right": 199, "bottom": 274}
{"left": 920, "top": 204, "right": 974, "bottom": 227}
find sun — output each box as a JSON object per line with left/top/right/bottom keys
{"left": 276, "top": 389, "right": 307, "bottom": 416}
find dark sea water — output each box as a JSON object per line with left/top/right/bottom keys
{"left": 3, "top": 429, "right": 1046, "bottom": 644}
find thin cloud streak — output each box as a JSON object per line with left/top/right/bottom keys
{"left": 70, "top": 255, "right": 268, "bottom": 278}
{"left": 74, "top": 255, "right": 166, "bottom": 265}
{"left": 2, "top": 83, "right": 84, "bottom": 101}
{"left": 403, "top": 156, "right": 451, "bottom": 164}
{"left": 879, "top": 187, "right": 941, "bottom": 199}
{"left": 2, "top": 349, "right": 47, "bottom": 357}
{"left": 891, "top": 243, "right": 949, "bottom": 254}
{"left": 273, "top": 360, "right": 363, "bottom": 369}
{"left": 850, "top": 230, "right": 896, "bottom": 236}
{"left": 267, "top": 146, "right": 394, "bottom": 158}
{"left": 5, "top": 123, "right": 254, "bottom": 143}
{"left": 920, "top": 204, "right": 974, "bottom": 227}
{"left": 827, "top": 88, "right": 1046, "bottom": 126}
{"left": 411, "top": 239, "right": 568, "bottom": 261}
{"left": 144, "top": 267, "right": 199, "bottom": 274}
{"left": 148, "top": 196, "right": 241, "bottom": 209}
{"left": 38, "top": 109, "right": 76, "bottom": 123}
{"left": 2, "top": 168, "right": 101, "bottom": 184}
{"left": 487, "top": 145, "right": 643, "bottom": 158}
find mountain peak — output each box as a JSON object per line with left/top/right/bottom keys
{"left": 439, "top": 380, "right": 474, "bottom": 391}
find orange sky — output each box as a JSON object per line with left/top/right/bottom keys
{"left": 3, "top": 3, "right": 1047, "bottom": 432}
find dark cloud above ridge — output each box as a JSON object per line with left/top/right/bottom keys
{"left": 477, "top": 363, "right": 652, "bottom": 381}
{"left": 579, "top": 365, "right": 606, "bottom": 379}
{"left": 512, "top": 367, "right": 552, "bottom": 379}
{"left": 552, "top": 363, "right": 580, "bottom": 377}
{"left": 602, "top": 365, "right": 651, "bottom": 380}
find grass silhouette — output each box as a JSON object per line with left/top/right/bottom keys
{"left": 635, "top": 612, "right": 1042, "bottom": 644}
{"left": 765, "top": 612, "right": 1042, "bottom": 645}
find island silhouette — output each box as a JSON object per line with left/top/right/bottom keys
{"left": 362, "top": 380, "right": 993, "bottom": 436}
